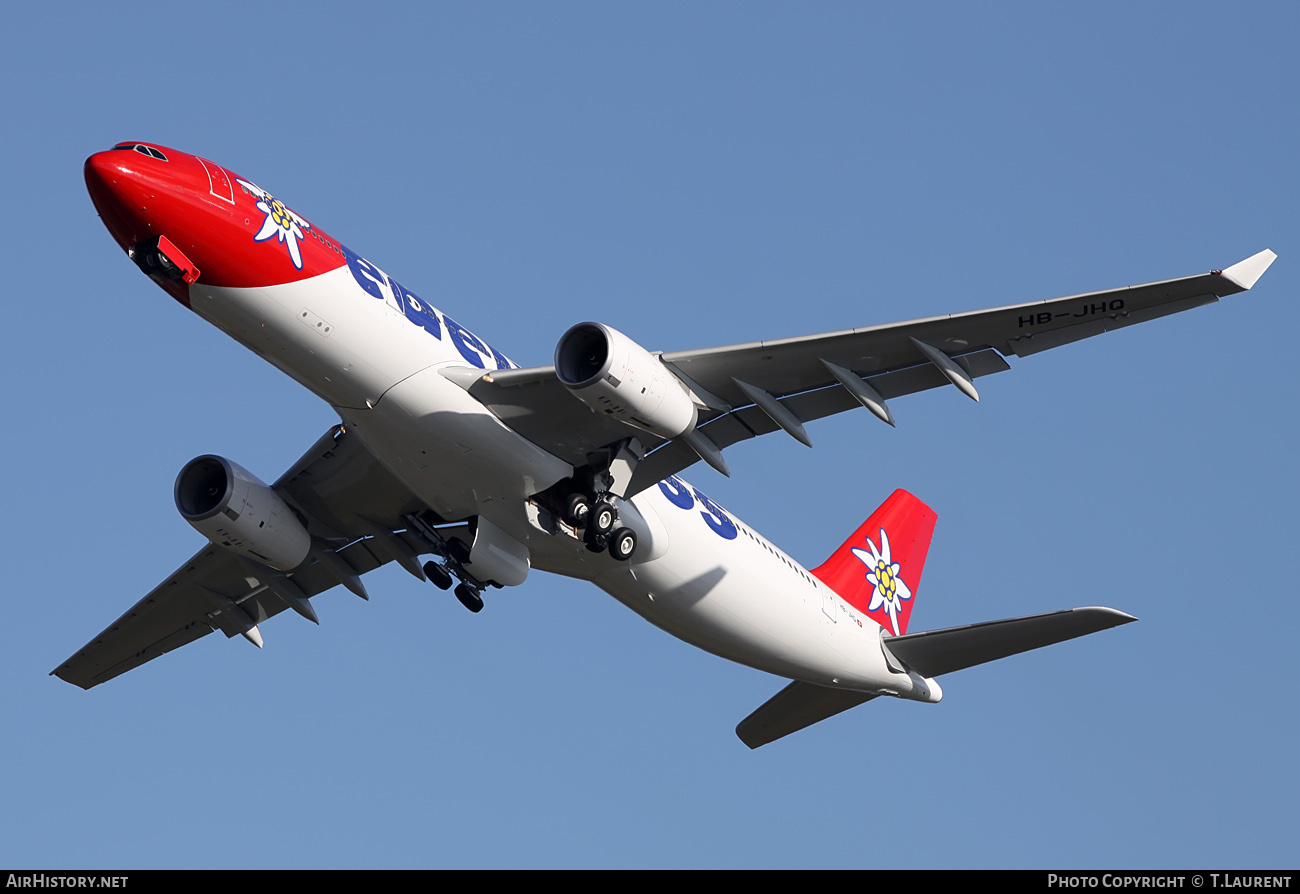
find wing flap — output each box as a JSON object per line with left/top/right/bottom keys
{"left": 51, "top": 534, "right": 401, "bottom": 689}
{"left": 883, "top": 606, "right": 1137, "bottom": 679}
{"left": 627, "top": 348, "right": 1010, "bottom": 492}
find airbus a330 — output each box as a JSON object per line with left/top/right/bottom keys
{"left": 55, "top": 141, "right": 1276, "bottom": 747}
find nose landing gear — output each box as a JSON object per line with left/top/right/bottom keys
{"left": 128, "top": 235, "right": 201, "bottom": 284}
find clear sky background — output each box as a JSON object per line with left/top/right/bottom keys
{"left": 3, "top": 2, "right": 1295, "bottom": 869}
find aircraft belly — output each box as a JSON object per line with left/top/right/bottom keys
{"left": 338, "top": 368, "right": 573, "bottom": 523}
{"left": 593, "top": 487, "right": 894, "bottom": 691}
{"left": 186, "top": 269, "right": 910, "bottom": 692}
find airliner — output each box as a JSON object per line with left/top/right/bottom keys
{"left": 54, "top": 141, "right": 1276, "bottom": 747}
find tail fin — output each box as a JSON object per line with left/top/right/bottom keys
{"left": 811, "top": 489, "right": 937, "bottom": 636}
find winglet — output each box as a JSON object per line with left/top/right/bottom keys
{"left": 1220, "top": 249, "right": 1277, "bottom": 291}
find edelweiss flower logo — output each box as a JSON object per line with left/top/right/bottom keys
{"left": 851, "top": 528, "right": 913, "bottom": 636}
{"left": 237, "top": 178, "right": 311, "bottom": 270}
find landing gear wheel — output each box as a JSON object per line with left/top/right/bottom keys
{"left": 609, "top": 527, "right": 637, "bottom": 561}
{"left": 584, "top": 530, "right": 608, "bottom": 553}
{"left": 564, "top": 493, "right": 591, "bottom": 527}
{"left": 589, "top": 500, "right": 617, "bottom": 536}
{"left": 454, "top": 583, "right": 484, "bottom": 613}
{"left": 423, "top": 561, "right": 453, "bottom": 590}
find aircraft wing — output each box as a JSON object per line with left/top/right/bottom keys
{"left": 450, "top": 250, "right": 1275, "bottom": 492}
{"left": 52, "top": 427, "right": 439, "bottom": 689}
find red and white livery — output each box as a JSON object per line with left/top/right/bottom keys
{"left": 56, "top": 141, "right": 1276, "bottom": 747}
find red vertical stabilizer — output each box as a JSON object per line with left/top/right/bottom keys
{"left": 811, "top": 489, "right": 937, "bottom": 636}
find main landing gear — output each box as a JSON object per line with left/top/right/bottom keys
{"left": 408, "top": 515, "right": 489, "bottom": 614}
{"left": 608, "top": 526, "right": 637, "bottom": 561}
{"left": 547, "top": 438, "right": 644, "bottom": 562}
{"left": 454, "top": 582, "right": 485, "bottom": 613}
{"left": 562, "top": 493, "right": 637, "bottom": 561}
{"left": 420, "top": 555, "right": 487, "bottom": 614}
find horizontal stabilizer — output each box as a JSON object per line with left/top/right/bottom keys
{"left": 883, "top": 606, "right": 1136, "bottom": 679}
{"left": 736, "top": 680, "right": 878, "bottom": 749}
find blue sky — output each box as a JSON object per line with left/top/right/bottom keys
{"left": 3, "top": 2, "right": 1296, "bottom": 869}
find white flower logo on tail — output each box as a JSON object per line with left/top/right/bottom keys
{"left": 237, "top": 178, "right": 310, "bottom": 270}
{"left": 851, "top": 528, "right": 913, "bottom": 636}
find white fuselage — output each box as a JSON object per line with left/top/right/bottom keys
{"left": 188, "top": 258, "right": 932, "bottom": 700}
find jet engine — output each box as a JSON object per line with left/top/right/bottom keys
{"left": 174, "top": 455, "right": 312, "bottom": 572}
{"left": 554, "top": 322, "right": 698, "bottom": 440}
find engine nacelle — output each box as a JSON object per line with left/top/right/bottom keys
{"left": 174, "top": 455, "right": 312, "bottom": 572}
{"left": 554, "top": 322, "right": 698, "bottom": 440}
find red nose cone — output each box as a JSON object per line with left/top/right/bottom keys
{"left": 84, "top": 149, "right": 149, "bottom": 251}
{"left": 83, "top": 150, "right": 116, "bottom": 193}
{"left": 84, "top": 142, "right": 349, "bottom": 290}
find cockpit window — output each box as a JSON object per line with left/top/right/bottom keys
{"left": 110, "top": 143, "right": 168, "bottom": 161}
